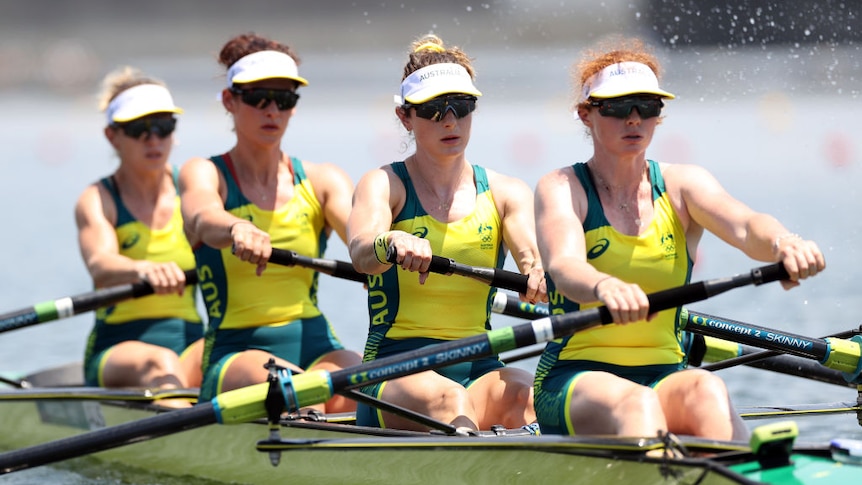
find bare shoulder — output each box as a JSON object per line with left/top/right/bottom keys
{"left": 179, "top": 156, "right": 216, "bottom": 177}
{"left": 485, "top": 168, "right": 531, "bottom": 196}
{"left": 661, "top": 162, "right": 715, "bottom": 181}
{"left": 536, "top": 165, "right": 579, "bottom": 195}
{"left": 301, "top": 159, "right": 353, "bottom": 190}
{"left": 75, "top": 181, "right": 115, "bottom": 226}
{"left": 660, "top": 162, "right": 722, "bottom": 191}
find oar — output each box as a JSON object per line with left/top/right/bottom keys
{"left": 0, "top": 387, "right": 199, "bottom": 402}
{"left": 0, "top": 270, "right": 198, "bottom": 334}
{"left": 501, "top": 323, "right": 855, "bottom": 390}
{"left": 269, "top": 248, "right": 366, "bottom": 283}
{"left": 739, "top": 401, "right": 862, "bottom": 419}
{"left": 491, "top": 291, "right": 549, "bottom": 320}
{"left": 700, "top": 328, "right": 861, "bottom": 372}
{"left": 686, "top": 333, "right": 856, "bottom": 388}
{"left": 267, "top": 248, "right": 536, "bottom": 320}
{"left": 682, "top": 309, "right": 862, "bottom": 382}
{"left": 385, "top": 247, "right": 529, "bottom": 294}
{"left": 0, "top": 262, "right": 787, "bottom": 473}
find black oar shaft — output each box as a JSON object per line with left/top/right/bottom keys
{"left": 429, "top": 256, "right": 529, "bottom": 294}
{"left": 685, "top": 310, "right": 829, "bottom": 362}
{"left": 384, "top": 247, "right": 530, "bottom": 294}
{"left": 491, "top": 292, "right": 548, "bottom": 320}
{"left": 742, "top": 348, "right": 855, "bottom": 389}
{"left": 0, "top": 270, "right": 198, "bottom": 333}
{"left": 0, "top": 403, "right": 217, "bottom": 473}
{"left": 269, "top": 248, "right": 366, "bottom": 283}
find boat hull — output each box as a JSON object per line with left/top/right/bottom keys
{"left": 1, "top": 364, "right": 861, "bottom": 484}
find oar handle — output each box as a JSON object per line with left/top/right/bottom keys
{"left": 0, "top": 269, "right": 199, "bottom": 333}
{"left": 491, "top": 292, "right": 549, "bottom": 320}
{"left": 643, "top": 262, "right": 789, "bottom": 320}
{"left": 269, "top": 248, "right": 366, "bottom": 283}
{"left": 385, "top": 247, "right": 529, "bottom": 294}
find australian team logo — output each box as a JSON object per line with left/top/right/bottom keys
{"left": 660, "top": 232, "right": 678, "bottom": 260}
{"left": 477, "top": 223, "right": 494, "bottom": 250}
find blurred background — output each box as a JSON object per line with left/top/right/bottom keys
{"left": 1, "top": 0, "right": 861, "bottom": 446}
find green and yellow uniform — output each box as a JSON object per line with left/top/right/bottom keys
{"left": 83, "top": 169, "right": 202, "bottom": 386}
{"left": 357, "top": 162, "right": 507, "bottom": 427}
{"left": 534, "top": 160, "right": 693, "bottom": 434}
{"left": 197, "top": 154, "right": 345, "bottom": 401}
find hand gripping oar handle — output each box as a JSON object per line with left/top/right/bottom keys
{"left": 321, "top": 262, "right": 789, "bottom": 398}
{"left": 385, "top": 246, "right": 529, "bottom": 294}
{"left": 269, "top": 248, "right": 366, "bottom": 283}
{"left": 266, "top": 249, "right": 539, "bottom": 321}
{"left": 0, "top": 262, "right": 788, "bottom": 474}
{"left": 0, "top": 270, "right": 199, "bottom": 334}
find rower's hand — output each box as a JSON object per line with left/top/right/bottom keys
{"left": 774, "top": 235, "right": 826, "bottom": 290}
{"left": 137, "top": 261, "right": 187, "bottom": 296}
{"left": 593, "top": 277, "right": 651, "bottom": 324}
{"left": 230, "top": 221, "right": 271, "bottom": 276}
{"left": 386, "top": 231, "right": 432, "bottom": 284}
{"left": 521, "top": 267, "right": 548, "bottom": 305}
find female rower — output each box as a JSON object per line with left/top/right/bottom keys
{"left": 180, "top": 32, "right": 360, "bottom": 412}
{"left": 76, "top": 66, "right": 203, "bottom": 406}
{"left": 347, "top": 34, "right": 547, "bottom": 432}
{"left": 533, "top": 36, "right": 826, "bottom": 440}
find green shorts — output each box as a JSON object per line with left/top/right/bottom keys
{"left": 534, "top": 358, "right": 683, "bottom": 435}
{"left": 83, "top": 318, "right": 203, "bottom": 386}
{"left": 199, "top": 314, "right": 344, "bottom": 401}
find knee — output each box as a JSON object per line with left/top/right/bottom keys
{"left": 620, "top": 386, "right": 663, "bottom": 417}
{"left": 688, "top": 371, "right": 731, "bottom": 402}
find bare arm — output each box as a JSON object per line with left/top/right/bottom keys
{"left": 179, "top": 156, "right": 271, "bottom": 275}
{"left": 673, "top": 164, "right": 825, "bottom": 288}
{"left": 489, "top": 170, "right": 547, "bottom": 304}
{"left": 307, "top": 162, "right": 353, "bottom": 245}
{"left": 535, "top": 167, "right": 649, "bottom": 323}
{"left": 75, "top": 184, "right": 186, "bottom": 294}
{"left": 347, "top": 167, "right": 431, "bottom": 277}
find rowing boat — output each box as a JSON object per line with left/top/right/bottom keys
{"left": 2, "top": 362, "right": 862, "bottom": 484}
{"left": 3, "top": 263, "right": 862, "bottom": 483}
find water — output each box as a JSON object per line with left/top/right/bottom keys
{"left": 1, "top": 42, "right": 861, "bottom": 483}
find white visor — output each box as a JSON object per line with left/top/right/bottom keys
{"left": 399, "top": 63, "right": 482, "bottom": 105}
{"left": 106, "top": 84, "right": 183, "bottom": 125}
{"left": 581, "top": 61, "right": 675, "bottom": 101}
{"left": 227, "top": 50, "right": 308, "bottom": 87}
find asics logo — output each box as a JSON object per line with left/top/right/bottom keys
{"left": 412, "top": 226, "right": 428, "bottom": 238}
{"left": 587, "top": 238, "right": 610, "bottom": 259}
{"left": 121, "top": 233, "right": 140, "bottom": 250}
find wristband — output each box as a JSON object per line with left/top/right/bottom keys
{"left": 374, "top": 231, "right": 394, "bottom": 264}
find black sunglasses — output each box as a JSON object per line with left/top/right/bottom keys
{"left": 403, "top": 94, "right": 477, "bottom": 122}
{"left": 230, "top": 87, "right": 300, "bottom": 110}
{"left": 590, "top": 96, "right": 664, "bottom": 119}
{"left": 115, "top": 116, "right": 177, "bottom": 139}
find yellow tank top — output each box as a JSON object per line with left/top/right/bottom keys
{"left": 195, "top": 155, "right": 326, "bottom": 330}
{"left": 368, "top": 162, "right": 504, "bottom": 340}
{"left": 548, "top": 160, "right": 692, "bottom": 365}
{"left": 96, "top": 171, "right": 200, "bottom": 324}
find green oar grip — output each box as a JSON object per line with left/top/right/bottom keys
{"left": 212, "top": 371, "right": 334, "bottom": 425}
{"left": 825, "top": 335, "right": 862, "bottom": 377}
{"left": 212, "top": 383, "right": 269, "bottom": 425}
